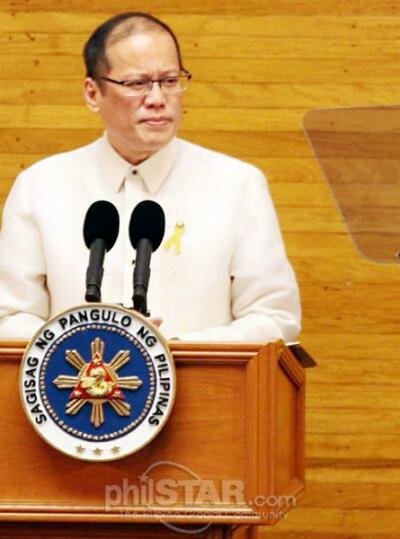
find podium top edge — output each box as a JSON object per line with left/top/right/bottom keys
{"left": 0, "top": 339, "right": 267, "bottom": 354}
{"left": 0, "top": 339, "right": 315, "bottom": 367}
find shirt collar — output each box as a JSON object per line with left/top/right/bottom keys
{"left": 97, "top": 132, "right": 179, "bottom": 195}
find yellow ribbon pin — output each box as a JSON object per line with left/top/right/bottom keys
{"left": 163, "top": 221, "right": 185, "bottom": 255}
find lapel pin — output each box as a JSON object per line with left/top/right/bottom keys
{"left": 163, "top": 221, "right": 185, "bottom": 255}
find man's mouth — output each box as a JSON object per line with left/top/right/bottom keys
{"left": 141, "top": 117, "right": 170, "bottom": 127}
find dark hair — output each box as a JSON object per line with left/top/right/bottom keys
{"left": 83, "top": 12, "right": 184, "bottom": 78}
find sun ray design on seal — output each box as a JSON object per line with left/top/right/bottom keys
{"left": 53, "top": 337, "right": 142, "bottom": 427}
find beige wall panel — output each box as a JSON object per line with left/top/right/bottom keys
{"left": 2, "top": 81, "right": 400, "bottom": 108}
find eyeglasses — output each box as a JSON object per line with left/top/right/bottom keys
{"left": 97, "top": 71, "right": 192, "bottom": 97}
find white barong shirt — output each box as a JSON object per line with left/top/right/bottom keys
{"left": 0, "top": 134, "right": 301, "bottom": 342}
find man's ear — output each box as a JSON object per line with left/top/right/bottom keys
{"left": 84, "top": 77, "right": 102, "bottom": 112}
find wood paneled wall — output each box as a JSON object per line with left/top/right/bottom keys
{"left": 1, "top": 1, "right": 400, "bottom": 537}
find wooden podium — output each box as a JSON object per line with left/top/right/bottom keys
{"left": 0, "top": 340, "right": 308, "bottom": 538}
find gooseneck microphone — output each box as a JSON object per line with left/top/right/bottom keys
{"left": 83, "top": 200, "right": 119, "bottom": 302}
{"left": 129, "top": 200, "right": 165, "bottom": 315}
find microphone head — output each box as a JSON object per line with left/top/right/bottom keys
{"left": 129, "top": 200, "right": 165, "bottom": 251}
{"left": 83, "top": 200, "right": 120, "bottom": 251}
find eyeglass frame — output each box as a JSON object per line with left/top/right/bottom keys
{"left": 95, "top": 70, "right": 192, "bottom": 96}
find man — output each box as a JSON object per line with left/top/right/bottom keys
{"left": 0, "top": 12, "right": 301, "bottom": 342}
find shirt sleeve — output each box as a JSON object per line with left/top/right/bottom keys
{"left": 0, "top": 172, "right": 49, "bottom": 339}
{"left": 176, "top": 169, "right": 301, "bottom": 343}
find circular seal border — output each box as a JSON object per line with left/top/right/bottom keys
{"left": 19, "top": 304, "right": 176, "bottom": 462}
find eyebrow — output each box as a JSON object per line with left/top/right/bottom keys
{"left": 122, "top": 68, "right": 181, "bottom": 79}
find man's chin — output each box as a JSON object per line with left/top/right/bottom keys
{"left": 143, "top": 132, "right": 175, "bottom": 151}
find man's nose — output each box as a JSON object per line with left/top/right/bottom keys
{"left": 144, "top": 81, "right": 167, "bottom": 106}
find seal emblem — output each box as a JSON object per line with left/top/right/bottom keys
{"left": 20, "top": 304, "right": 176, "bottom": 461}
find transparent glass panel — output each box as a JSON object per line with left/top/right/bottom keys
{"left": 303, "top": 106, "right": 400, "bottom": 264}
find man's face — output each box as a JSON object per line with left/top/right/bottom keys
{"left": 84, "top": 30, "right": 183, "bottom": 163}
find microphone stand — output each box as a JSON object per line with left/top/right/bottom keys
{"left": 132, "top": 238, "right": 152, "bottom": 317}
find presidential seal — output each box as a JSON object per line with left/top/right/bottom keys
{"left": 19, "top": 304, "right": 176, "bottom": 461}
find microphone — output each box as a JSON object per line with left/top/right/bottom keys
{"left": 129, "top": 200, "right": 165, "bottom": 315}
{"left": 83, "top": 200, "right": 119, "bottom": 302}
